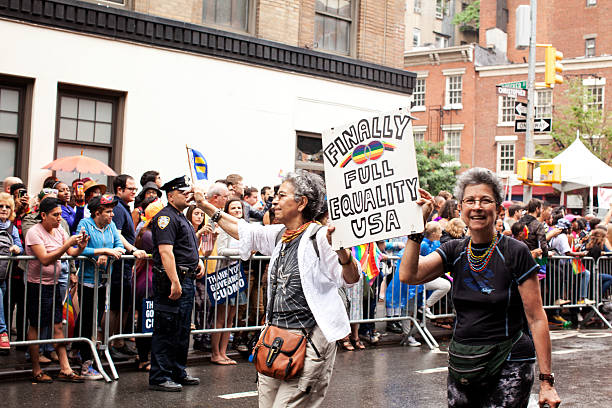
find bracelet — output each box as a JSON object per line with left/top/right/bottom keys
{"left": 211, "top": 209, "right": 223, "bottom": 223}
{"left": 338, "top": 252, "right": 353, "bottom": 266}
{"left": 407, "top": 233, "right": 424, "bottom": 244}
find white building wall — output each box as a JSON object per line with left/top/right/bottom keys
{"left": 0, "top": 19, "right": 410, "bottom": 191}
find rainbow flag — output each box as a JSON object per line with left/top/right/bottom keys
{"left": 352, "top": 243, "right": 382, "bottom": 284}
{"left": 62, "top": 290, "right": 77, "bottom": 338}
{"left": 571, "top": 258, "right": 585, "bottom": 275}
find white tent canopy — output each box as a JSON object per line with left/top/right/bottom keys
{"left": 534, "top": 136, "right": 612, "bottom": 191}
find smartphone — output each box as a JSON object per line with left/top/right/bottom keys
{"left": 18, "top": 189, "right": 27, "bottom": 198}
{"left": 76, "top": 183, "right": 84, "bottom": 195}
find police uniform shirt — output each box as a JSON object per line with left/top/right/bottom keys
{"left": 151, "top": 205, "right": 199, "bottom": 271}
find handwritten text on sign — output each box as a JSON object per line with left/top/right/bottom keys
{"left": 322, "top": 108, "right": 423, "bottom": 250}
{"left": 206, "top": 262, "right": 247, "bottom": 304}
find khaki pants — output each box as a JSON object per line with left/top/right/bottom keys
{"left": 257, "top": 326, "right": 337, "bottom": 408}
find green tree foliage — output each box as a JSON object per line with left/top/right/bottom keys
{"left": 452, "top": 0, "right": 480, "bottom": 32}
{"left": 536, "top": 78, "right": 612, "bottom": 165}
{"left": 415, "top": 141, "right": 461, "bottom": 194}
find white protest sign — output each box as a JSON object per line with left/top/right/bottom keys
{"left": 322, "top": 107, "right": 423, "bottom": 250}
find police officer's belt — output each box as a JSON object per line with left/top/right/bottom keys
{"left": 153, "top": 265, "right": 197, "bottom": 280}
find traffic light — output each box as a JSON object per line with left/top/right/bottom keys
{"left": 545, "top": 46, "right": 563, "bottom": 87}
{"left": 517, "top": 159, "right": 534, "bottom": 183}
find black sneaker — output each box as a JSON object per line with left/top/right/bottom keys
{"left": 109, "top": 346, "right": 131, "bottom": 361}
{"left": 149, "top": 380, "right": 182, "bottom": 392}
{"left": 115, "top": 344, "right": 138, "bottom": 356}
{"left": 386, "top": 321, "right": 403, "bottom": 334}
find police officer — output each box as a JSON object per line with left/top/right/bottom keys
{"left": 149, "top": 176, "right": 204, "bottom": 392}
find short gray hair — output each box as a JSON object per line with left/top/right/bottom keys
{"left": 454, "top": 167, "right": 504, "bottom": 205}
{"left": 206, "top": 182, "right": 229, "bottom": 199}
{"left": 283, "top": 170, "right": 326, "bottom": 221}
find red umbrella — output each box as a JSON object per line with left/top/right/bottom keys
{"left": 42, "top": 155, "right": 117, "bottom": 176}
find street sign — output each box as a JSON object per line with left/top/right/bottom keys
{"left": 514, "top": 118, "right": 552, "bottom": 133}
{"left": 497, "top": 80, "right": 527, "bottom": 89}
{"left": 514, "top": 101, "right": 528, "bottom": 116}
{"left": 497, "top": 87, "right": 527, "bottom": 98}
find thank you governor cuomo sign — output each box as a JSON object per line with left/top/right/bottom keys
{"left": 322, "top": 108, "right": 424, "bottom": 250}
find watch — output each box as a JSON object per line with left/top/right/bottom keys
{"left": 539, "top": 373, "right": 555, "bottom": 386}
{"left": 211, "top": 209, "right": 223, "bottom": 223}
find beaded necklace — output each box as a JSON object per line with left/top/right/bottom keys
{"left": 467, "top": 233, "right": 500, "bottom": 273}
{"left": 281, "top": 221, "right": 314, "bottom": 243}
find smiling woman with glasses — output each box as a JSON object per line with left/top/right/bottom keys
{"left": 398, "top": 168, "right": 560, "bottom": 408}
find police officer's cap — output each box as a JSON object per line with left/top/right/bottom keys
{"left": 160, "top": 176, "right": 191, "bottom": 193}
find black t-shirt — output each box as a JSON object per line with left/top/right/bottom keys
{"left": 436, "top": 234, "right": 538, "bottom": 352}
{"left": 151, "top": 205, "right": 199, "bottom": 270}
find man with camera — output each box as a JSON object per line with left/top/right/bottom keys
{"left": 149, "top": 176, "right": 205, "bottom": 392}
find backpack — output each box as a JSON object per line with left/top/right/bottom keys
{"left": 0, "top": 222, "right": 16, "bottom": 280}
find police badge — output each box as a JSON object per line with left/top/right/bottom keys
{"left": 157, "top": 216, "right": 170, "bottom": 229}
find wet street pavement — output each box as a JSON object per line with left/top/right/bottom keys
{"left": 2, "top": 329, "right": 611, "bottom": 407}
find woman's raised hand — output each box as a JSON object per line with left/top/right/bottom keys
{"left": 417, "top": 188, "right": 435, "bottom": 224}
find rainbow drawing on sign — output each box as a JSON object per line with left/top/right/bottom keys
{"left": 339, "top": 141, "right": 396, "bottom": 168}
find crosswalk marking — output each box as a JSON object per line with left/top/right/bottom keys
{"left": 552, "top": 349, "right": 581, "bottom": 355}
{"left": 218, "top": 391, "right": 258, "bottom": 399}
{"left": 416, "top": 367, "right": 448, "bottom": 374}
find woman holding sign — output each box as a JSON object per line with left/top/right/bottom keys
{"left": 209, "top": 198, "right": 248, "bottom": 365}
{"left": 193, "top": 170, "right": 360, "bottom": 407}
{"left": 399, "top": 168, "right": 560, "bottom": 408}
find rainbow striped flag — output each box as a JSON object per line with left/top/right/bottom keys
{"left": 571, "top": 258, "right": 585, "bottom": 275}
{"left": 352, "top": 243, "right": 382, "bottom": 284}
{"left": 62, "top": 290, "right": 77, "bottom": 338}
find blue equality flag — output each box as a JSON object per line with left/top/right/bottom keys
{"left": 190, "top": 148, "right": 208, "bottom": 180}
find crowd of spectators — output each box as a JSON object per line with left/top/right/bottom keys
{"left": 1, "top": 171, "right": 612, "bottom": 384}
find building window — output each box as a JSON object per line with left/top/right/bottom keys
{"left": 413, "top": 78, "right": 426, "bottom": 107}
{"left": 586, "top": 85, "right": 604, "bottom": 111}
{"left": 585, "top": 38, "right": 596, "bottom": 57}
{"left": 55, "top": 90, "right": 119, "bottom": 185}
{"left": 414, "top": 131, "right": 425, "bottom": 143}
{"left": 586, "top": 0, "right": 597, "bottom": 6}
{"left": 202, "top": 0, "right": 250, "bottom": 32}
{"left": 498, "top": 95, "right": 516, "bottom": 124}
{"left": 413, "top": 28, "right": 421, "bottom": 47}
{"left": 295, "top": 131, "right": 324, "bottom": 178}
{"left": 497, "top": 142, "right": 515, "bottom": 174}
{"left": 314, "top": 0, "right": 352, "bottom": 54}
{"left": 445, "top": 75, "right": 462, "bottom": 106}
{"left": 435, "top": 35, "right": 449, "bottom": 48}
{"left": 0, "top": 83, "right": 25, "bottom": 181}
{"left": 444, "top": 130, "right": 461, "bottom": 161}
{"left": 414, "top": 0, "right": 422, "bottom": 13}
{"left": 535, "top": 89, "right": 553, "bottom": 119}
{"left": 436, "top": 0, "right": 444, "bottom": 18}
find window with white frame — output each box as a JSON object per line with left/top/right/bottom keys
{"left": 314, "top": 0, "right": 352, "bottom": 54}
{"left": 413, "top": 28, "right": 421, "bottom": 47}
{"left": 498, "top": 95, "right": 516, "bottom": 124}
{"left": 445, "top": 75, "right": 462, "bottom": 106}
{"left": 414, "top": 131, "right": 425, "bottom": 143}
{"left": 586, "top": 85, "right": 604, "bottom": 111}
{"left": 586, "top": 0, "right": 597, "bottom": 6}
{"left": 444, "top": 130, "right": 461, "bottom": 161}
{"left": 436, "top": 35, "right": 449, "bottom": 48}
{"left": 497, "top": 142, "right": 515, "bottom": 173}
{"left": 535, "top": 89, "right": 553, "bottom": 119}
{"left": 413, "top": 78, "right": 425, "bottom": 107}
{"left": 585, "top": 38, "right": 596, "bottom": 57}
{"left": 414, "top": 0, "right": 422, "bottom": 13}
{"left": 436, "top": 0, "right": 444, "bottom": 18}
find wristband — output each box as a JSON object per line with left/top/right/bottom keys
{"left": 211, "top": 209, "right": 223, "bottom": 223}
{"left": 539, "top": 373, "right": 555, "bottom": 386}
{"left": 407, "top": 233, "right": 424, "bottom": 244}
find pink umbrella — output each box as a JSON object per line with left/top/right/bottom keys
{"left": 42, "top": 155, "right": 117, "bottom": 177}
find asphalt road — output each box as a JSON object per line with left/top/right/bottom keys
{"left": 3, "top": 329, "right": 611, "bottom": 407}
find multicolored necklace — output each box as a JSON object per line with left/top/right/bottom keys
{"left": 467, "top": 233, "right": 500, "bottom": 273}
{"left": 281, "top": 221, "right": 314, "bottom": 243}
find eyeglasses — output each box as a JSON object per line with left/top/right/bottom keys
{"left": 461, "top": 198, "right": 496, "bottom": 208}
{"left": 275, "top": 192, "right": 294, "bottom": 200}
{"left": 125, "top": 187, "right": 138, "bottom": 192}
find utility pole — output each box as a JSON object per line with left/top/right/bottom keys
{"left": 523, "top": 0, "right": 537, "bottom": 203}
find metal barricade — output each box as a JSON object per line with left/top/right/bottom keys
{"left": 597, "top": 256, "right": 612, "bottom": 303}
{"left": 540, "top": 255, "right": 611, "bottom": 329}
{"left": 1, "top": 255, "right": 111, "bottom": 382}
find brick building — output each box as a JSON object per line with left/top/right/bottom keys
{"left": 0, "top": 0, "right": 414, "bottom": 190}
{"left": 405, "top": 0, "right": 612, "bottom": 205}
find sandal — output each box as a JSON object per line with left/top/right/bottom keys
{"left": 138, "top": 362, "right": 151, "bottom": 371}
{"left": 339, "top": 337, "right": 354, "bottom": 351}
{"left": 350, "top": 337, "right": 366, "bottom": 350}
{"left": 31, "top": 371, "right": 53, "bottom": 383}
{"left": 56, "top": 371, "right": 85, "bottom": 383}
